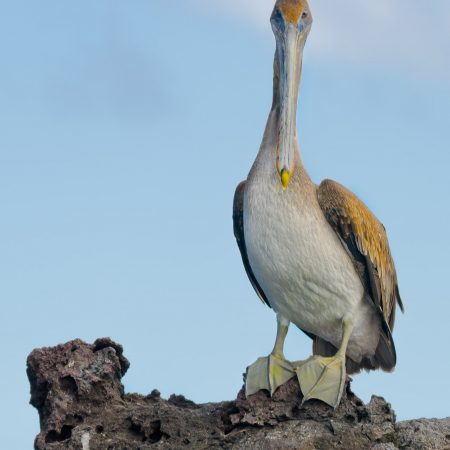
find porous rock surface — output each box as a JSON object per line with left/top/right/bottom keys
{"left": 27, "top": 338, "right": 450, "bottom": 450}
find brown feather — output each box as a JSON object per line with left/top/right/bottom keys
{"left": 317, "top": 179, "right": 403, "bottom": 371}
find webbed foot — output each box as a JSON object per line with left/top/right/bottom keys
{"left": 295, "top": 354, "right": 346, "bottom": 408}
{"left": 245, "top": 354, "right": 295, "bottom": 397}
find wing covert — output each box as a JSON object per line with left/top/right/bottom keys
{"left": 317, "top": 179, "right": 403, "bottom": 331}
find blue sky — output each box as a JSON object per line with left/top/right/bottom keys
{"left": 1, "top": 1, "right": 449, "bottom": 448}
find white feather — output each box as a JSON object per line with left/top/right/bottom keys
{"left": 243, "top": 133, "right": 380, "bottom": 362}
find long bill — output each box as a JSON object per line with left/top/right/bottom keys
{"left": 276, "top": 24, "right": 304, "bottom": 189}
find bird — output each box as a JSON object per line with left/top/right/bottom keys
{"left": 233, "top": 0, "right": 404, "bottom": 408}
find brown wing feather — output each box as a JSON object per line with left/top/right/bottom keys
{"left": 317, "top": 179, "right": 403, "bottom": 371}
{"left": 233, "top": 181, "right": 272, "bottom": 308}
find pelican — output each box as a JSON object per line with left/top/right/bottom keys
{"left": 233, "top": 0, "right": 403, "bottom": 408}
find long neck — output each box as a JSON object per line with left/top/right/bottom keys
{"left": 252, "top": 37, "right": 306, "bottom": 180}
{"left": 266, "top": 44, "right": 304, "bottom": 166}
{"left": 271, "top": 47, "right": 302, "bottom": 117}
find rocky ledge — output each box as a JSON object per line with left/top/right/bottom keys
{"left": 27, "top": 338, "right": 450, "bottom": 450}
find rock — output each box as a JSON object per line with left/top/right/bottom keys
{"left": 27, "top": 338, "right": 450, "bottom": 450}
{"left": 396, "top": 419, "right": 450, "bottom": 450}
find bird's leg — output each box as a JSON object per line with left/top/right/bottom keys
{"left": 245, "top": 315, "right": 296, "bottom": 397}
{"left": 271, "top": 314, "right": 289, "bottom": 358}
{"left": 295, "top": 314, "right": 354, "bottom": 408}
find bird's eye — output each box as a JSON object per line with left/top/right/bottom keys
{"left": 271, "top": 8, "right": 285, "bottom": 33}
{"left": 302, "top": 11, "right": 308, "bottom": 19}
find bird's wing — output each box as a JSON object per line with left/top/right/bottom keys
{"left": 317, "top": 179, "right": 404, "bottom": 333}
{"left": 233, "top": 181, "right": 272, "bottom": 308}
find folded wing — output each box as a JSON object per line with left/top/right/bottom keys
{"left": 317, "top": 179, "right": 404, "bottom": 371}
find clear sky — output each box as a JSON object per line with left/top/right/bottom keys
{"left": 1, "top": 1, "right": 449, "bottom": 448}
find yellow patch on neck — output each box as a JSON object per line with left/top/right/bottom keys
{"left": 280, "top": 169, "right": 291, "bottom": 189}
{"left": 276, "top": 0, "right": 307, "bottom": 24}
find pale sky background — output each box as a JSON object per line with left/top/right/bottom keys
{"left": 1, "top": 1, "right": 450, "bottom": 448}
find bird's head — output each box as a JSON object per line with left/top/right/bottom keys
{"left": 271, "top": 0, "right": 312, "bottom": 189}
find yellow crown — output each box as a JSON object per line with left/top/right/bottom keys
{"left": 275, "top": 0, "right": 308, "bottom": 24}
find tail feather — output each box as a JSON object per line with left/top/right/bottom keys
{"left": 313, "top": 322, "right": 396, "bottom": 375}
{"left": 372, "top": 319, "right": 397, "bottom": 371}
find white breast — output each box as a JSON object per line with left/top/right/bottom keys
{"left": 243, "top": 172, "right": 380, "bottom": 362}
